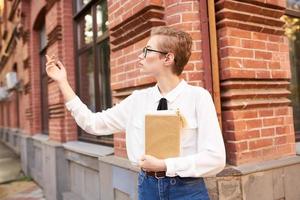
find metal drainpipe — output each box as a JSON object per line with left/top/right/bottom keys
{"left": 199, "top": 0, "right": 222, "bottom": 130}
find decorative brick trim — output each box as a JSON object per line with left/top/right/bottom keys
{"left": 215, "top": 0, "right": 285, "bottom": 35}
{"left": 47, "top": 25, "right": 62, "bottom": 48}
{"left": 24, "top": 83, "right": 31, "bottom": 95}
{"left": 237, "top": 0, "right": 285, "bottom": 9}
{"left": 2, "top": 30, "right": 8, "bottom": 40}
{"left": 46, "top": 0, "right": 59, "bottom": 11}
{"left": 0, "top": 55, "right": 8, "bottom": 70}
{"left": 5, "top": 27, "right": 17, "bottom": 55}
{"left": 0, "top": 27, "right": 17, "bottom": 69}
{"left": 48, "top": 103, "right": 65, "bottom": 119}
{"left": 221, "top": 80, "right": 291, "bottom": 110}
{"left": 25, "top": 107, "right": 32, "bottom": 120}
{"left": 8, "top": 0, "right": 20, "bottom": 21}
{"left": 110, "top": 5, "right": 165, "bottom": 51}
{"left": 22, "top": 29, "right": 30, "bottom": 43}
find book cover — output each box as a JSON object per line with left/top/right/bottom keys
{"left": 144, "top": 110, "right": 184, "bottom": 159}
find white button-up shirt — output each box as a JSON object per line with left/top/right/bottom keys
{"left": 65, "top": 79, "right": 226, "bottom": 177}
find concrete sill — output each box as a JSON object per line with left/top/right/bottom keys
{"left": 32, "top": 134, "right": 49, "bottom": 142}
{"left": 219, "top": 155, "right": 300, "bottom": 177}
{"left": 63, "top": 141, "right": 114, "bottom": 158}
{"left": 98, "top": 155, "right": 140, "bottom": 173}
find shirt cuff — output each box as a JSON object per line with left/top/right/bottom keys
{"left": 65, "top": 95, "right": 81, "bottom": 111}
{"left": 164, "top": 157, "right": 177, "bottom": 177}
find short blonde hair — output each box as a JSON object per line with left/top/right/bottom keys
{"left": 150, "top": 26, "right": 193, "bottom": 76}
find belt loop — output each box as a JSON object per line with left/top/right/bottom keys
{"left": 154, "top": 172, "right": 165, "bottom": 179}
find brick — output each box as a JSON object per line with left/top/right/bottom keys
{"left": 255, "top": 50, "right": 272, "bottom": 60}
{"left": 241, "top": 39, "right": 266, "bottom": 50}
{"left": 249, "top": 138, "right": 273, "bottom": 150}
{"left": 226, "top": 141, "right": 248, "bottom": 152}
{"left": 243, "top": 59, "right": 267, "bottom": 69}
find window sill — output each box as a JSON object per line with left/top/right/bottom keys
{"left": 32, "top": 134, "right": 49, "bottom": 142}
{"left": 63, "top": 140, "right": 114, "bottom": 158}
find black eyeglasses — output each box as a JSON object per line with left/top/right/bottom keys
{"left": 142, "top": 47, "right": 168, "bottom": 58}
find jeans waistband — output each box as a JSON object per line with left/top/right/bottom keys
{"left": 140, "top": 169, "right": 203, "bottom": 180}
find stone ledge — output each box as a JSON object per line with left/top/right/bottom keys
{"left": 98, "top": 155, "right": 140, "bottom": 173}
{"left": 31, "top": 134, "right": 49, "bottom": 142}
{"left": 219, "top": 155, "right": 300, "bottom": 176}
{"left": 63, "top": 141, "right": 114, "bottom": 158}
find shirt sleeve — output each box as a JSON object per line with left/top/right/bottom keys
{"left": 65, "top": 90, "right": 138, "bottom": 135}
{"left": 164, "top": 88, "right": 226, "bottom": 177}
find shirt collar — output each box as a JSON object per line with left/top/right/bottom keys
{"left": 153, "top": 78, "right": 187, "bottom": 103}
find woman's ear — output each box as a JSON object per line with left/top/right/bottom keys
{"left": 164, "top": 53, "right": 175, "bottom": 66}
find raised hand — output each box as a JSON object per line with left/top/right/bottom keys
{"left": 45, "top": 54, "right": 67, "bottom": 83}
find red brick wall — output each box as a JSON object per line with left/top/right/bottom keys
{"left": 14, "top": 0, "right": 77, "bottom": 142}
{"left": 216, "top": 0, "right": 295, "bottom": 165}
{"left": 60, "top": 0, "right": 78, "bottom": 142}
{"left": 29, "top": 24, "right": 42, "bottom": 136}
{"left": 0, "top": 1, "right": 29, "bottom": 132}
{"left": 1, "top": 0, "right": 297, "bottom": 168}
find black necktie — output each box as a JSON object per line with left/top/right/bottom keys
{"left": 157, "top": 97, "right": 168, "bottom": 110}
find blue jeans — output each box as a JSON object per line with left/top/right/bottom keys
{"left": 137, "top": 170, "right": 210, "bottom": 200}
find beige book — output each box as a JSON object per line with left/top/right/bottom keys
{"left": 144, "top": 109, "right": 187, "bottom": 159}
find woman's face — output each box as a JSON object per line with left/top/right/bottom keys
{"left": 137, "top": 35, "right": 169, "bottom": 76}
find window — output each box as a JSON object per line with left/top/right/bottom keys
{"left": 39, "top": 22, "right": 49, "bottom": 135}
{"left": 284, "top": 0, "right": 300, "bottom": 142}
{"left": 12, "top": 64, "right": 20, "bottom": 128}
{"left": 74, "top": 0, "right": 112, "bottom": 145}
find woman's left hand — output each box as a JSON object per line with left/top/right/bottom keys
{"left": 138, "top": 154, "right": 167, "bottom": 172}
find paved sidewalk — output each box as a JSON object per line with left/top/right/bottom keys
{"left": 0, "top": 180, "right": 45, "bottom": 200}
{"left": 0, "top": 141, "right": 45, "bottom": 200}
{"left": 0, "top": 142, "right": 21, "bottom": 183}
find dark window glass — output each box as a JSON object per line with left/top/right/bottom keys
{"left": 289, "top": 38, "right": 300, "bottom": 139}
{"left": 39, "top": 23, "right": 49, "bottom": 135}
{"left": 283, "top": 13, "right": 300, "bottom": 142}
{"left": 97, "top": 38, "right": 111, "bottom": 109}
{"left": 288, "top": 25, "right": 300, "bottom": 140}
{"left": 78, "top": 49, "right": 96, "bottom": 112}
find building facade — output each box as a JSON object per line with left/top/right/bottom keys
{"left": 0, "top": 0, "right": 300, "bottom": 199}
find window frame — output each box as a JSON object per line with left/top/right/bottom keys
{"left": 39, "top": 22, "right": 49, "bottom": 135}
{"left": 73, "top": 0, "right": 113, "bottom": 146}
{"left": 285, "top": 4, "right": 300, "bottom": 142}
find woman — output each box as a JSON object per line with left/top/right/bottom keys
{"left": 46, "top": 26, "right": 226, "bottom": 200}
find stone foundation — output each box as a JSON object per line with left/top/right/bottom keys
{"left": 1, "top": 128, "right": 300, "bottom": 200}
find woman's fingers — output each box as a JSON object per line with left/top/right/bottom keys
{"left": 46, "top": 60, "right": 56, "bottom": 67}
{"left": 46, "top": 54, "right": 53, "bottom": 62}
{"left": 45, "top": 54, "right": 57, "bottom": 65}
{"left": 46, "top": 63, "right": 57, "bottom": 72}
{"left": 56, "top": 60, "right": 65, "bottom": 70}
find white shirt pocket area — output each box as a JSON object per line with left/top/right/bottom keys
{"left": 131, "top": 112, "right": 145, "bottom": 132}
{"left": 179, "top": 118, "right": 198, "bottom": 155}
